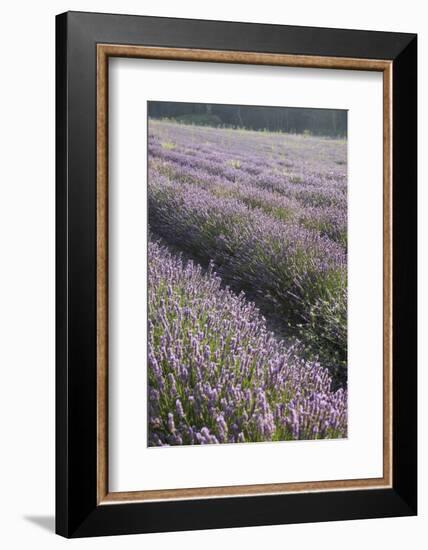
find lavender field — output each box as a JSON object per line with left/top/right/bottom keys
{"left": 147, "top": 115, "right": 348, "bottom": 446}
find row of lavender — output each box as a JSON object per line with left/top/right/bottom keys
{"left": 148, "top": 239, "right": 347, "bottom": 445}
{"left": 148, "top": 120, "right": 348, "bottom": 383}
{"left": 149, "top": 123, "right": 347, "bottom": 246}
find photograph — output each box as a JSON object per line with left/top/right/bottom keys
{"left": 147, "top": 101, "right": 348, "bottom": 446}
{"left": 0, "top": 2, "right": 420, "bottom": 545}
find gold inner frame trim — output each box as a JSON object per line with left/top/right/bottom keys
{"left": 96, "top": 44, "right": 393, "bottom": 505}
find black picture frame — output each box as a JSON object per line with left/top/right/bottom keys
{"left": 56, "top": 10, "right": 417, "bottom": 538}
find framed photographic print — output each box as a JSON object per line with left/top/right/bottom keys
{"left": 56, "top": 11, "right": 417, "bottom": 538}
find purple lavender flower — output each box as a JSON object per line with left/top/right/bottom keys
{"left": 148, "top": 239, "right": 347, "bottom": 446}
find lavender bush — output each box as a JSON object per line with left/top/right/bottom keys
{"left": 148, "top": 239, "right": 347, "bottom": 446}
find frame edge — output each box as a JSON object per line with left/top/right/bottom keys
{"left": 55, "top": 11, "right": 69, "bottom": 538}
{"left": 392, "top": 34, "right": 418, "bottom": 515}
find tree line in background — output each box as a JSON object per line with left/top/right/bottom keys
{"left": 148, "top": 101, "right": 347, "bottom": 137}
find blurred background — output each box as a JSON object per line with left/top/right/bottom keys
{"left": 149, "top": 101, "right": 347, "bottom": 137}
